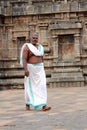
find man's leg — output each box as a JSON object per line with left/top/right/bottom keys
{"left": 26, "top": 104, "right": 30, "bottom": 110}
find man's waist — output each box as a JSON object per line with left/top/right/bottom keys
{"left": 27, "top": 62, "right": 43, "bottom": 66}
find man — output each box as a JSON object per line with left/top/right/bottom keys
{"left": 20, "top": 32, "right": 51, "bottom": 111}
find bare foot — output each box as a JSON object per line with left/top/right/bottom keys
{"left": 42, "top": 106, "right": 51, "bottom": 111}
{"left": 26, "top": 105, "right": 30, "bottom": 110}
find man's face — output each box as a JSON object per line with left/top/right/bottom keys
{"left": 31, "top": 35, "right": 38, "bottom": 45}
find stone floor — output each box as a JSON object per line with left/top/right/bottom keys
{"left": 0, "top": 86, "right": 87, "bottom": 130}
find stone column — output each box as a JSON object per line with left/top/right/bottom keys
{"left": 74, "top": 34, "right": 81, "bottom": 61}
{"left": 52, "top": 35, "right": 58, "bottom": 62}
{"left": 39, "top": 26, "right": 48, "bottom": 44}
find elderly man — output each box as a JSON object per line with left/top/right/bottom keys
{"left": 20, "top": 32, "right": 51, "bottom": 111}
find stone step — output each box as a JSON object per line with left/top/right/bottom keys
{"left": 51, "top": 71, "right": 83, "bottom": 78}
{"left": 0, "top": 69, "right": 51, "bottom": 78}
{"left": 50, "top": 76, "right": 84, "bottom": 82}
{"left": 52, "top": 62, "right": 82, "bottom": 67}
{"left": 0, "top": 58, "right": 51, "bottom": 89}
{"left": 0, "top": 63, "right": 22, "bottom": 69}
{"left": 52, "top": 68, "right": 82, "bottom": 72}
{"left": 49, "top": 81, "right": 84, "bottom": 88}
{"left": 0, "top": 77, "right": 50, "bottom": 90}
{"left": 0, "top": 78, "right": 24, "bottom": 86}
{"left": 0, "top": 61, "right": 52, "bottom": 70}
{"left": 0, "top": 70, "right": 24, "bottom": 78}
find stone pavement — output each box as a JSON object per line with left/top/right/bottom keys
{"left": 0, "top": 87, "right": 87, "bottom": 130}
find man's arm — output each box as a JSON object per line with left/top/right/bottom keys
{"left": 23, "top": 45, "right": 29, "bottom": 77}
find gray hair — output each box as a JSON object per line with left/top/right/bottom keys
{"left": 30, "top": 32, "right": 38, "bottom": 38}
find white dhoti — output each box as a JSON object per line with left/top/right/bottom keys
{"left": 24, "top": 62, "right": 47, "bottom": 109}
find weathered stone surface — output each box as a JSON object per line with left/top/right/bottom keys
{"left": 0, "top": 0, "right": 87, "bottom": 89}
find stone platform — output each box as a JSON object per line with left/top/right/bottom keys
{"left": 0, "top": 86, "right": 87, "bottom": 130}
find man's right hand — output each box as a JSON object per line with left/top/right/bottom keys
{"left": 25, "top": 70, "right": 29, "bottom": 77}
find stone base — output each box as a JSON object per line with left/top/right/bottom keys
{"left": 48, "top": 81, "right": 84, "bottom": 88}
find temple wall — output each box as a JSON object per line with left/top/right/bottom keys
{"left": 0, "top": 0, "right": 87, "bottom": 89}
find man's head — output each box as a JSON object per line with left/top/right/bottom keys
{"left": 30, "top": 32, "right": 38, "bottom": 45}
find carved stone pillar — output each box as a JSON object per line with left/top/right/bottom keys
{"left": 52, "top": 35, "right": 58, "bottom": 62}
{"left": 74, "top": 34, "right": 80, "bottom": 61}
{"left": 38, "top": 25, "right": 48, "bottom": 44}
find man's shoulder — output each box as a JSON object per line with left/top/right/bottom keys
{"left": 24, "top": 43, "right": 31, "bottom": 47}
{"left": 23, "top": 43, "right": 31, "bottom": 51}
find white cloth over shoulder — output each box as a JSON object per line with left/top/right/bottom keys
{"left": 20, "top": 43, "right": 44, "bottom": 66}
